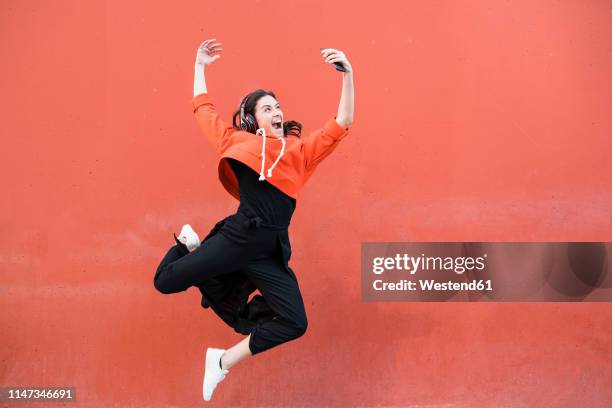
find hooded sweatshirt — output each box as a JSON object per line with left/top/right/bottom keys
{"left": 191, "top": 93, "right": 349, "bottom": 200}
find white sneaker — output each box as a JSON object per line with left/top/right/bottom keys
{"left": 178, "top": 224, "right": 200, "bottom": 251}
{"left": 203, "top": 347, "right": 229, "bottom": 401}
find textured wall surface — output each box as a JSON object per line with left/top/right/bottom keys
{"left": 1, "top": 0, "right": 611, "bottom": 406}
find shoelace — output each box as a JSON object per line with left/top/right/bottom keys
{"left": 256, "top": 128, "right": 286, "bottom": 181}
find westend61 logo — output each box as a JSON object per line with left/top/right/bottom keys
{"left": 361, "top": 242, "right": 612, "bottom": 302}
{"left": 372, "top": 253, "right": 487, "bottom": 275}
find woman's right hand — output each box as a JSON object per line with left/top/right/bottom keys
{"left": 195, "top": 39, "right": 223, "bottom": 66}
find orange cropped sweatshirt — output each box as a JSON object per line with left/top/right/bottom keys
{"left": 192, "top": 93, "right": 349, "bottom": 200}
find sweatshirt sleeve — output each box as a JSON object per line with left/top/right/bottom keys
{"left": 302, "top": 118, "right": 349, "bottom": 173}
{"left": 192, "top": 93, "right": 235, "bottom": 153}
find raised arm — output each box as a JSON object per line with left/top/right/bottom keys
{"left": 194, "top": 39, "right": 222, "bottom": 96}
{"left": 192, "top": 39, "right": 233, "bottom": 152}
{"left": 320, "top": 48, "right": 354, "bottom": 128}
{"left": 302, "top": 48, "right": 354, "bottom": 174}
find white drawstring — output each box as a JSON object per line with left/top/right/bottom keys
{"left": 256, "top": 128, "right": 286, "bottom": 181}
{"left": 267, "top": 136, "right": 285, "bottom": 177}
{"left": 257, "top": 128, "right": 267, "bottom": 181}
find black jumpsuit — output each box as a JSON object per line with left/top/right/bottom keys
{"left": 153, "top": 158, "right": 308, "bottom": 355}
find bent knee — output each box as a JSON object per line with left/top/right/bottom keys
{"left": 153, "top": 276, "right": 173, "bottom": 294}
{"left": 292, "top": 316, "right": 308, "bottom": 338}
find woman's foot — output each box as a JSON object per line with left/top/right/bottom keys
{"left": 203, "top": 347, "right": 229, "bottom": 401}
{"left": 177, "top": 224, "right": 200, "bottom": 251}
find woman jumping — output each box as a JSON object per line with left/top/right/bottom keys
{"left": 153, "top": 38, "right": 354, "bottom": 401}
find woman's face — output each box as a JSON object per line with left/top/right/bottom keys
{"left": 254, "top": 95, "right": 284, "bottom": 137}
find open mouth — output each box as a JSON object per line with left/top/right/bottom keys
{"left": 272, "top": 121, "right": 282, "bottom": 130}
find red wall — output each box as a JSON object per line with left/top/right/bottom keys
{"left": 1, "top": 0, "right": 611, "bottom": 406}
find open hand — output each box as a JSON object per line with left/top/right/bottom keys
{"left": 196, "top": 39, "right": 223, "bottom": 65}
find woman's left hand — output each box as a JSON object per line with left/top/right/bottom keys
{"left": 320, "top": 48, "right": 353, "bottom": 74}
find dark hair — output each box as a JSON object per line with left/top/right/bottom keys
{"left": 232, "top": 89, "right": 302, "bottom": 137}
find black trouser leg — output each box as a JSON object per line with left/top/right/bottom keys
{"left": 153, "top": 232, "right": 250, "bottom": 294}
{"left": 246, "top": 258, "right": 308, "bottom": 355}
{"left": 153, "top": 236, "right": 189, "bottom": 293}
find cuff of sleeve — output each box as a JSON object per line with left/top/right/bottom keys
{"left": 173, "top": 233, "right": 190, "bottom": 256}
{"left": 192, "top": 93, "right": 213, "bottom": 113}
{"left": 327, "top": 117, "right": 349, "bottom": 140}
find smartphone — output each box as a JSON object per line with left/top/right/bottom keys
{"left": 320, "top": 48, "right": 346, "bottom": 72}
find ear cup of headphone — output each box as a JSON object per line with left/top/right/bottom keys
{"left": 239, "top": 95, "right": 258, "bottom": 133}
{"left": 240, "top": 113, "right": 257, "bottom": 133}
